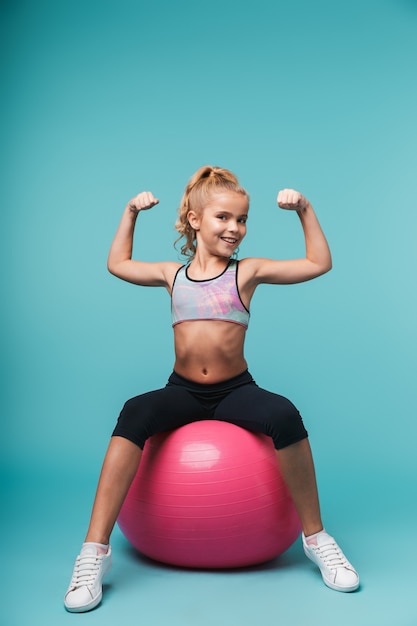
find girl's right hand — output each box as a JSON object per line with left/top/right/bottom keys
{"left": 128, "top": 191, "right": 159, "bottom": 213}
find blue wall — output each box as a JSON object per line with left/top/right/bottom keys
{"left": 2, "top": 0, "right": 416, "bottom": 501}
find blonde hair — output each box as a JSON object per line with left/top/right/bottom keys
{"left": 175, "top": 165, "right": 249, "bottom": 258}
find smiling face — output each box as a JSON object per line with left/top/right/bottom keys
{"left": 187, "top": 191, "right": 249, "bottom": 258}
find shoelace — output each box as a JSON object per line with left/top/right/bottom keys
{"left": 312, "top": 541, "right": 349, "bottom": 572}
{"left": 69, "top": 554, "right": 103, "bottom": 589}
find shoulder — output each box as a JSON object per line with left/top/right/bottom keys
{"left": 169, "top": 261, "right": 186, "bottom": 283}
{"left": 163, "top": 261, "right": 184, "bottom": 287}
{"left": 236, "top": 257, "right": 267, "bottom": 283}
{"left": 237, "top": 256, "right": 290, "bottom": 289}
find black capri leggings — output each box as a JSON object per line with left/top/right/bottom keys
{"left": 112, "top": 370, "right": 308, "bottom": 450}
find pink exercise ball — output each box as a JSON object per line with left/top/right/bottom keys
{"left": 118, "top": 420, "right": 301, "bottom": 568}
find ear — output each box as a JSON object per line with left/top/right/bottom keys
{"left": 187, "top": 210, "right": 200, "bottom": 231}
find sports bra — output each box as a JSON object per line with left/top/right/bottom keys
{"left": 171, "top": 259, "right": 250, "bottom": 329}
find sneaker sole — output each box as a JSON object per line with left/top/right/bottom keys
{"left": 322, "top": 577, "right": 360, "bottom": 593}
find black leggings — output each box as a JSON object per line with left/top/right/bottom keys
{"left": 112, "top": 370, "right": 308, "bottom": 450}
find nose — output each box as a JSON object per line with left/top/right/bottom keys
{"left": 227, "top": 219, "right": 239, "bottom": 234}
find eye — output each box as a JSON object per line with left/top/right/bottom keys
{"left": 238, "top": 217, "right": 247, "bottom": 224}
{"left": 217, "top": 214, "right": 227, "bottom": 220}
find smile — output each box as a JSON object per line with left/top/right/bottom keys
{"left": 221, "top": 237, "right": 238, "bottom": 244}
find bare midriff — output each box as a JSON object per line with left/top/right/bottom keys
{"left": 173, "top": 320, "right": 248, "bottom": 384}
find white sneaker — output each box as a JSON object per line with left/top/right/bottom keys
{"left": 303, "top": 531, "right": 359, "bottom": 592}
{"left": 64, "top": 543, "right": 112, "bottom": 612}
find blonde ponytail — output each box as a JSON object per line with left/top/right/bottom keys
{"left": 175, "top": 165, "right": 249, "bottom": 258}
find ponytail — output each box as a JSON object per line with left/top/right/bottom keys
{"left": 175, "top": 165, "right": 249, "bottom": 258}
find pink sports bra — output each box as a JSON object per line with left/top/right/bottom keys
{"left": 171, "top": 259, "right": 250, "bottom": 329}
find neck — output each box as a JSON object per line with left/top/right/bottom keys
{"left": 188, "top": 253, "right": 231, "bottom": 279}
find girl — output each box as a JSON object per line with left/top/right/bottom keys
{"left": 64, "top": 165, "right": 359, "bottom": 613}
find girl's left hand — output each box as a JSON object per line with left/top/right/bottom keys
{"left": 277, "top": 189, "right": 310, "bottom": 212}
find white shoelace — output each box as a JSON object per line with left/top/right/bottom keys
{"left": 69, "top": 553, "right": 103, "bottom": 589}
{"left": 312, "top": 540, "right": 350, "bottom": 572}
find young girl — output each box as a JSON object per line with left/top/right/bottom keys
{"left": 64, "top": 165, "right": 359, "bottom": 613}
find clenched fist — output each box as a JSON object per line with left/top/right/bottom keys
{"left": 128, "top": 191, "right": 159, "bottom": 213}
{"left": 277, "top": 189, "right": 310, "bottom": 212}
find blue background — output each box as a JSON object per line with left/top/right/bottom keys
{"left": 2, "top": 0, "right": 417, "bottom": 624}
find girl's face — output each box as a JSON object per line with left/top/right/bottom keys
{"left": 188, "top": 191, "right": 249, "bottom": 258}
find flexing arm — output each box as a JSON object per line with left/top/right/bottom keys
{"left": 243, "top": 189, "right": 332, "bottom": 287}
{"left": 107, "top": 192, "right": 179, "bottom": 288}
{"left": 278, "top": 189, "right": 332, "bottom": 279}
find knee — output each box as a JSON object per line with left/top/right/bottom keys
{"left": 112, "top": 397, "right": 152, "bottom": 449}
{"left": 268, "top": 399, "right": 308, "bottom": 449}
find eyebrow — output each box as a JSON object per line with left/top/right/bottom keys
{"left": 214, "top": 209, "right": 248, "bottom": 217}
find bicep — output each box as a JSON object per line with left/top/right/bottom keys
{"left": 108, "top": 260, "right": 181, "bottom": 289}
{"left": 241, "top": 257, "right": 329, "bottom": 286}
